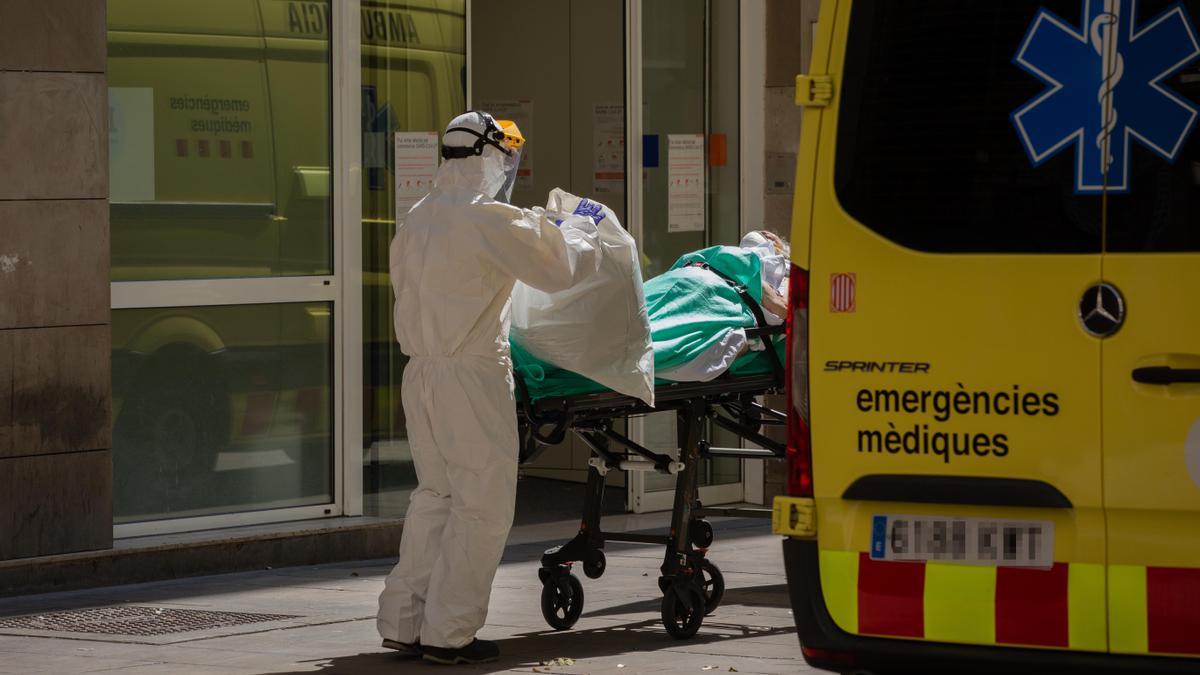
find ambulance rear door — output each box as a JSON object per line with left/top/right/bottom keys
{"left": 1094, "top": 0, "right": 1200, "bottom": 658}
{"left": 808, "top": 0, "right": 1106, "bottom": 650}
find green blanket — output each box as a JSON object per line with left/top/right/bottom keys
{"left": 513, "top": 246, "right": 784, "bottom": 402}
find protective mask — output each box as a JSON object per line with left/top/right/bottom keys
{"left": 739, "top": 231, "right": 766, "bottom": 247}
{"left": 495, "top": 147, "right": 522, "bottom": 203}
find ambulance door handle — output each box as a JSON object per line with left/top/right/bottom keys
{"left": 1132, "top": 366, "right": 1200, "bottom": 384}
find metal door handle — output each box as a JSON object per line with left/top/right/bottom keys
{"left": 1132, "top": 366, "right": 1200, "bottom": 384}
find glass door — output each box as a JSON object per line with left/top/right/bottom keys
{"left": 627, "top": 0, "right": 745, "bottom": 512}
{"left": 360, "top": 0, "right": 467, "bottom": 518}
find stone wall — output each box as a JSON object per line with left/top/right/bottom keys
{"left": 0, "top": 0, "right": 112, "bottom": 560}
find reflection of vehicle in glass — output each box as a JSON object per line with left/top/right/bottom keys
{"left": 107, "top": 0, "right": 465, "bottom": 520}
{"left": 111, "top": 303, "right": 332, "bottom": 518}
{"left": 775, "top": 1, "right": 1200, "bottom": 673}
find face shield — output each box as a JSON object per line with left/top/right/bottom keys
{"left": 492, "top": 119, "right": 524, "bottom": 203}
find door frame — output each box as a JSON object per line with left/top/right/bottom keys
{"left": 112, "top": 1, "right": 364, "bottom": 538}
{"left": 625, "top": 0, "right": 765, "bottom": 513}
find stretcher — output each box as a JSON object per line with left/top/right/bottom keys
{"left": 514, "top": 266, "right": 788, "bottom": 639}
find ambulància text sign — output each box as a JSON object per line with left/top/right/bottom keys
{"left": 871, "top": 515, "right": 1055, "bottom": 568}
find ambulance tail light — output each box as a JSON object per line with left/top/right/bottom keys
{"left": 786, "top": 264, "right": 813, "bottom": 498}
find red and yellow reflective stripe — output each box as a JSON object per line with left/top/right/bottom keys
{"left": 821, "top": 551, "right": 1200, "bottom": 656}
{"left": 858, "top": 552, "right": 924, "bottom": 638}
{"left": 819, "top": 551, "right": 1107, "bottom": 651}
{"left": 994, "top": 564, "right": 1066, "bottom": 646}
{"left": 1111, "top": 564, "right": 1200, "bottom": 656}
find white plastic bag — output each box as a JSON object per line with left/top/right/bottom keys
{"left": 511, "top": 189, "right": 655, "bottom": 405}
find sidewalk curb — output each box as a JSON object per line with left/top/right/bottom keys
{"left": 0, "top": 519, "right": 403, "bottom": 598}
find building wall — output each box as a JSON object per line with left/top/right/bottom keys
{"left": 0, "top": 0, "right": 112, "bottom": 560}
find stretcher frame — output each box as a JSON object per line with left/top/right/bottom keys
{"left": 516, "top": 323, "right": 787, "bottom": 639}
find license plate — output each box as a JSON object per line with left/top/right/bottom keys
{"left": 870, "top": 515, "right": 1054, "bottom": 568}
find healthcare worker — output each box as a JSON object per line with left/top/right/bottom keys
{"left": 377, "top": 111, "right": 600, "bottom": 665}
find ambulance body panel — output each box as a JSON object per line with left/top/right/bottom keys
{"left": 777, "top": 1, "right": 1200, "bottom": 671}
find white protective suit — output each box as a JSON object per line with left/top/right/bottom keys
{"left": 377, "top": 136, "right": 600, "bottom": 649}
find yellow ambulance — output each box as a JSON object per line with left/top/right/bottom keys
{"left": 773, "top": 0, "right": 1200, "bottom": 672}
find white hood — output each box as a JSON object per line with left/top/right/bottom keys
{"left": 432, "top": 144, "right": 509, "bottom": 200}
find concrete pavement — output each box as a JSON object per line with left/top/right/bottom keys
{"left": 0, "top": 515, "right": 812, "bottom": 674}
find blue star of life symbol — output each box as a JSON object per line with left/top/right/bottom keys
{"left": 1012, "top": 0, "right": 1200, "bottom": 193}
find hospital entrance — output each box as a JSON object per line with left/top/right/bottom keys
{"left": 469, "top": 0, "right": 764, "bottom": 515}
{"left": 95, "top": 0, "right": 794, "bottom": 543}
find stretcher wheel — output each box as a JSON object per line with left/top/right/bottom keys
{"left": 661, "top": 585, "right": 706, "bottom": 639}
{"left": 689, "top": 519, "right": 714, "bottom": 549}
{"left": 699, "top": 559, "right": 725, "bottom": 615}
{"left": 540, "top": 573, "right": 584, "bottom": 630}
{"left": 583, "top": 551, "right": 606, "bottom": 579}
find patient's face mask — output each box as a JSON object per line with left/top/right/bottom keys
{"left": 740, "top": 230, "right": 788, "bottom": 257}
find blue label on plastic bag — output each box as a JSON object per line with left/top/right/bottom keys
{"left": 553, "top": 218, "right": 564, "bottom": 227}
{"left": 572, "top": 199, "right": 605, "bottom": 224}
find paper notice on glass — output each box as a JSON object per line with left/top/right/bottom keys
{"left": 479, "top": 99, "right": 534, "bottom": 189}
{"left": 593, "top": 103, "right": 625, "bottom": 194}
{"left": 394, "top": 131, "right": 439, "bottom": 216}
{"left": 109, "top": 87, "right": 156, "bottom": 202}
{"left": 668, "top": 134, "right": 705, "bottom": 233}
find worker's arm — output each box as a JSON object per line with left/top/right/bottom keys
{"left": 480, "top": 207, "right": 602, "bottom": 293}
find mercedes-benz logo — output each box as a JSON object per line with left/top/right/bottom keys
{"left": 1078, "top": 282, "right": 1125, "bottom": 337}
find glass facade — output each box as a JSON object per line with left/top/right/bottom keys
{"left": 640, "top": 0, "right": 743, "bottom": 493}
{"left": 107, "top": 0, "right": 336, "bottom": 524}
{"left": 112, "top": 303, "right": 333, "bottom": 522}
{"left": 104, "top": 0, "right": 750, "bottom": 530}
{"left": 108, "top": 0, "right": 334, "bottom": 281}
{"left": 360, "top": 0, "right": 467, "bottom": 518}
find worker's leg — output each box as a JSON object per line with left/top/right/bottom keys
{"left": 377, "top": 359, "right": 452, "bottom": 645}
{"left": 419, "top": 359, "right": 519, "bottom": 649}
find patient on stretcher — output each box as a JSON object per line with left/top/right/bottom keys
{"left": 647, "top": 231, "right": 789, "bottom": 382}
{"left": 512, "top": 229, "right": 789, "bottom": 401}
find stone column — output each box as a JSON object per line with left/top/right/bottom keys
{"left": 0, "top": 0, "right": 112, "bottom": 560}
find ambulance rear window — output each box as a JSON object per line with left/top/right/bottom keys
{"left": 834, "top": 1, "right": 1103, "bottom": 253}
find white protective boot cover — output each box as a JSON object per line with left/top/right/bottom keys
{"left": 510, "top": 189, "right": 654, "bottom": 405}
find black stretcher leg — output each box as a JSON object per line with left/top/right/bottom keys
{"left": 657, "top": 400, "right": 713, "bottom": 639}
{"left": 539, "top": 462, "right": 608, "bottom": 574}
{"left": 536, "top": 434, "right": 611, "bottom": 631}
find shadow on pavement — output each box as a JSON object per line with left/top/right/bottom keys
{"left": 583, "top": 583, "right": 792, "bottom": 619}
{"left": 255, "top": 611, "right": 797, "bottom": 674}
